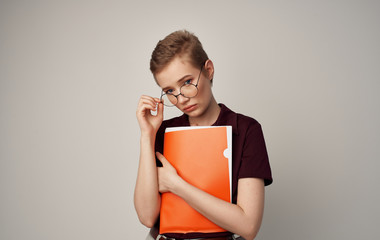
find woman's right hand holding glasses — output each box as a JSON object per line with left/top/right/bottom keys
{"left": 136, "top": 95, "right": 163, "bottom": 136}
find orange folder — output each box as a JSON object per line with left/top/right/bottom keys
{"left": 159, "top": 126, "right": 232, "bottom": 234}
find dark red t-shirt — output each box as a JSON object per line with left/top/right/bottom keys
{"left": 154, "top": 104, "right": 273, "bottom": 239}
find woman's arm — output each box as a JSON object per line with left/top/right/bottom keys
{"left": 134, "top": 96, "right": 163, "bottom": 227}
{"left": 157, "top": 153, "right": 265, "bottom": 240}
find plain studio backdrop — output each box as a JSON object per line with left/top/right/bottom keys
{"left": 1, "top": 0, "right": 379, "bottom": 239}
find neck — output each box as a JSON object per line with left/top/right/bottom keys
{"left": 188, "top": 97, "right": 220, "bottom": 126}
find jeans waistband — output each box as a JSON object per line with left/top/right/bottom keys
{"left": 148, "top": 227, "right": 243, "bottom": 240}
{"left": 156, "top": 233, "right": 243, "bottom": 240}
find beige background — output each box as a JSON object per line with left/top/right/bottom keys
{"left": 1, "top": 0, "right": 379, "bottom": 239}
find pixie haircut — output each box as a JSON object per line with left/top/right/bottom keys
{"left": 150, "top": 30, "right": 209, "bottom": 76}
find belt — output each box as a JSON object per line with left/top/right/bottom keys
{"left": 148, "top": 227, "right": 244, "bottom": 240}
{"left": 158, "top": 237, "right": 234, "bottom": 240}
{"left": 156, "top": 234, "right": 243, "bottom": 240}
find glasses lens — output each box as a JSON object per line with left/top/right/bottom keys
{"left": 180, "top": 84, "right": 198, "bottom": 98}
{"left": 161, "top": 94, "right": 177, "bottom": 107}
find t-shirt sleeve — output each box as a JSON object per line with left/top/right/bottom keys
{"left": 238, "top": 121, "right": 273, "bottom": 186}
{"left": 154, "top": 123, "right": 166, "bottom": 167}
{"left": 155, "top": 124, "right": 165, "bottom": 154}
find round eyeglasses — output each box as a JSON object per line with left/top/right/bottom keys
{"left": 160, "top": 65, "right": 204, "bottom": 107}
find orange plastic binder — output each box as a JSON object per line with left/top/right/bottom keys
{"left": 159, "top": 126, "right": 232, "bottom": 234}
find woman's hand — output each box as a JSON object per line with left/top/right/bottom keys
{"left": 156, "top": 152, "right": 182, "bottom": 193}
{"left": 136, "top": 95, "right": 163, "bottom": 135}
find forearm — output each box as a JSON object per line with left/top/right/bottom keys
{"left": 134, "top": 133, "right": 161, "bottom": 227}
{"left": 172, "top": 178, "right": 264, "bottom": 240}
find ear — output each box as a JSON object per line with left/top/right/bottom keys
{"left": 204, "top": 59, "right": 214, "bottom": 81}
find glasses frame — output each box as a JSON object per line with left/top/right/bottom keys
{"left": 160, "top": 64, "right": 204, "bottom": 107}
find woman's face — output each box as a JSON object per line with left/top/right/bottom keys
{"left": 155, "top": 56, "right": 214, "bottom": 119}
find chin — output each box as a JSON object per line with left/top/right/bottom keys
{"left": 186, "top": 109, "right": 203, "bottom": 118}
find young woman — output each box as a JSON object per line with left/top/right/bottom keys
{"left": 135, "top": 30, "right": 272, "bottom": 240}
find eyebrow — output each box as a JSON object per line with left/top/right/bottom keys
{"left": 162, "top": 74, "right": 193, "bottom": 91}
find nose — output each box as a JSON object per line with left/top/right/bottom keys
{"left": 177, "top": 93, "right": 189, "bottom": 105}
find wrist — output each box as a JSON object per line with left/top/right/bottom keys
{"left": 171, "top": 176, "right": 187, "bottom": 196}
{"left": 140, "top": 130, "right": 157, "bottom": 139}
{"left": 140, "top": 132, "right": 157, "bottom": 148}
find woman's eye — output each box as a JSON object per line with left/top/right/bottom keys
{"left": 165, "top": 89, "right": 174, "bottom": 94}
{"left": 184, "top": 79, "right": 192, "bottom": 85}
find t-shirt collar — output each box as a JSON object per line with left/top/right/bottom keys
{"left": 179, "top": 103, "right": 239, "bottom": 135}
{"left": 212, "top": 103, "right": 239, "bottom": 135}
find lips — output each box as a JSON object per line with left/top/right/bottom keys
{"left": 183, "top": 104, "right": 197, "bottom": 112}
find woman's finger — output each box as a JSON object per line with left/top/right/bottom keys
{"left": 139, "top": 96, "right": 156, "bottom": 107}
{"left": 140, "top": 95, "right": 161, "bottom": 104}
{"left": 156, "top": 152, "right": 170, "bottom": 167}
{"left": 156, "top": 102, "right": 164, "bottom": 119}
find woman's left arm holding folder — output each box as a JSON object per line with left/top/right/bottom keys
{"left": 156, "top": 152, "right": 265, "bottom": 240}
